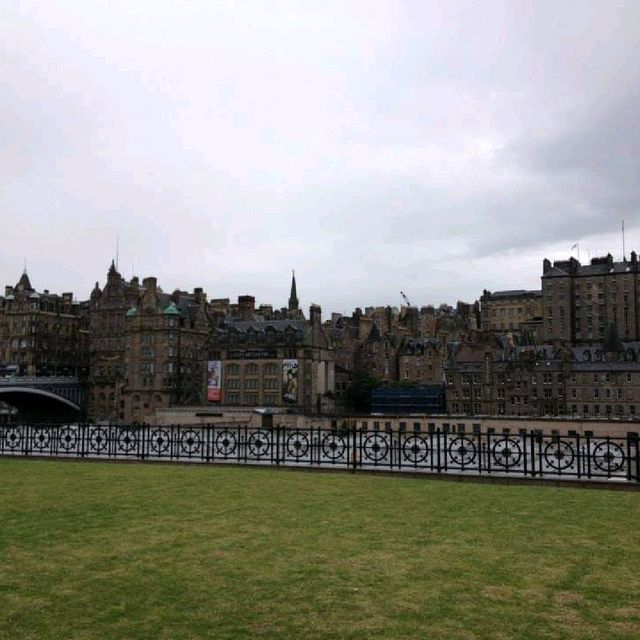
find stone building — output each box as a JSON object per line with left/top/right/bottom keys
{"left": 480, "top": 289, "right": 542, "bottom": 333}
{"left": 445, "top": 334, "right": 640, "bottom": 419}
{"left": 542, "top": 252, "right": 640, "bottom": 343}
{"left": 0, "top": 270, "right": 88, "bottom": 378}
{"left": 87, "top": 262, "right": 141, "bottom": 421}
{"left": 208, "top": 298, "right": 335, "bottom": 413}
{"left": 566, "top": 343, "right": 640, "bottom": 418}
{"left": 354, "top": 323, "right": 401, "bottom": 383}
{"left": 398, "top": 337, "right": 444, "bottom": 384}
{"left": 122, "top": 279, "right": 210, "bottom": 422}
{"left": 87, "top": 262, "right": 210, "bottom": 422}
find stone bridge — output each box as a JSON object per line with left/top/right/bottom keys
{"left": 0, "top": 377, "right": 83, "bottom": 422}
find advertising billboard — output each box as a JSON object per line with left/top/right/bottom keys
{"left": 207, "top": 360, "right": 222, "bottom": 402}
{"left": 282, "top": 359, "right": 299, "bottom": 405}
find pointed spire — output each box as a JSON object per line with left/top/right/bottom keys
{"left": 16, "top": 261, "right": 33, "bottom": 292}
{"left": 288, "top": 270, "right": 299, "bottom": 311}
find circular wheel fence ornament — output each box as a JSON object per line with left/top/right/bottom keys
{"left": 88, "top": 427, "right": 109, "bottom": 453}
{"left": 285, "top": 431, "right": 310, "bottom": 459}
{"left": 401, "top": 435, "right": 430, "bottom": 464}
{"left": 180, "top": 430, "right": 202, "bottom": 456}
{"left": 214, "top": 430, "right": 237, "bottom": 457}
{"left": 321, "top": 433, "right": 346, "bottom": 461}
{"left": 150, "top": 428, "right": 171, "bottom": 455}
{"left": 543, "top": 440, "right": 575, "bottom": 471}
{"left": 592, "top": 441, "right": 625, "bottom": 474}
{"left": 248, "top": 430, "right": 271, "bottom": 458}
{"left": 448, "top": 436, "right": 477, "bottom": 467}
{"left": 491, "top": 437, "right": 523, "bottom": 468}
{"left": 58, "top": 426, "right": 78, "bottom": 452}
{"left": 32, "top": 427, "right": 52, "bottom": 451}
{"left": 4, "top": 426, "right": 22, "bottom": 451}
{"left": 363, "top": 433, "right": 390, "bottom": 463}
{"left": 117, "top": 429, "right": 138, "bottom": 454}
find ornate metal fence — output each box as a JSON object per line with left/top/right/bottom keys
{"left": 1, "top": 423, "right": 638, "bottom": 483}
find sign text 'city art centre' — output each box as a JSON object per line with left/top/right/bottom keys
{"left": 227, "top": 349, "right": 278, "bottom": 360}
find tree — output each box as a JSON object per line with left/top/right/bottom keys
{"left": 345, "top": 372, "right": 380, "bottom": 413}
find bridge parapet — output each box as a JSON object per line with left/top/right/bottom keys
{"left": 0, "top": 376, "right": 80, "bottom": 386}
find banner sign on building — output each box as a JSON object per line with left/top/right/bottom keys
{"left": 207, "top": 360, "right": 222, "bottom": 402}
{"left": 227, "top": 349, "right": 278, "bottom": 360}
{"left": 282, "top": 359, "right": 299, "bottom": 405}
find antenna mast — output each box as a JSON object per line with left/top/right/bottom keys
{"left": 622, "top": 220, "right": 626, "bottom": 261}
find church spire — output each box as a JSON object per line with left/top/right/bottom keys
{"left": 288, "top": 270, "right": 299, "bottom": 311}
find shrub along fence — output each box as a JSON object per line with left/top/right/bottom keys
{"left": 1, "top": 423, "right": 638, "bottom": 484}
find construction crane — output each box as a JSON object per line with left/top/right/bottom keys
{"left": 400, "top": 291, "right": 412, "bottom": 306}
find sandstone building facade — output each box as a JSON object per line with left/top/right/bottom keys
{"left": 0, "top": 271, "right": 88, "bottom": 378}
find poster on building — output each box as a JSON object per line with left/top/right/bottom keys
{"left": 282, "top": 359, "right": 299, "bottom": 405}
{"left": 207, "top": 360, "right": 222, "bottom": 402}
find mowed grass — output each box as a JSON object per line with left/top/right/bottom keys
{"left": 1, "top": 461, "right": 640, "bottom": 640}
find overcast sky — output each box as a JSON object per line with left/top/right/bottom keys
{"left": 2, "top": 1, "right": 639, "bottom": 314}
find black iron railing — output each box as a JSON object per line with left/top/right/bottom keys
{"left": 1, "top": 423, "right": 638, "bottom": 483}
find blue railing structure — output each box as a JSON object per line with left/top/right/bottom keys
{"left": 1, "top": 424, "right": 638, "bottom": 484}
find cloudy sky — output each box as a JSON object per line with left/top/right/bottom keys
{"left": 2, "top": 1, "right": 639, "bottom": 314}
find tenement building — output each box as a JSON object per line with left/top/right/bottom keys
{"left": 542, "top": 252, "right": 640, "bottom": 343}
{"left": 0, "top": 271, "right": 88, "bottom": 377}
{"left": 398, "top": 337, "right": 444, "bottom": 384}
{"left": 446, "top": 332, "right": 640, "bottom": 418}
{"left": 480, "top": 289, "right": 542, "bottom": 335}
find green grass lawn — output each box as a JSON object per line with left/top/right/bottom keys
{"left": 1, "top": 460, "right": 639, "bottom": 640}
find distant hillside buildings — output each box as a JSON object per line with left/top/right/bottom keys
{"left": 1, "top": 250, "right": 639, "bottom": 421}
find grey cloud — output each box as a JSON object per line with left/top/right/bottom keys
{"left": 1, "top": 1, "right": 640, "bottom": 313}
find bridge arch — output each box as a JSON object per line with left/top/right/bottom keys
{"left": 0, "top": 386, "right": 81, "bottom": 421}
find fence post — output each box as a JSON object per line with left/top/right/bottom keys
{"left": 350, "top": 424, "right": 357, "bottom": 473}
{"left": 626, "top": 432, "right": 639, "bottom": 483}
